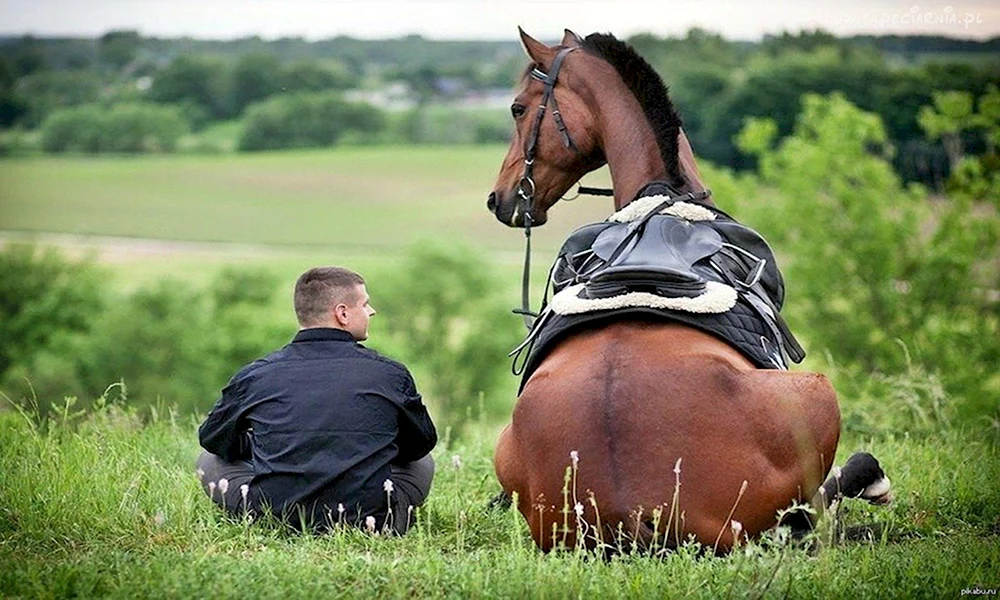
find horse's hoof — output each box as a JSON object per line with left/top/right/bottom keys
{"left": 822, "top": 452, "right": 892, "bottom": 506}
{"left": 863, "top": 483, "right": 893, "bottom": 505}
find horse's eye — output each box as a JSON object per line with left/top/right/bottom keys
{"left": 511, "top": 103, "right": 526, "bottom": 119}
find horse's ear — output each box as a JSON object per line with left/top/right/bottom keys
{"left": 518, "top": 27, "right": 553, "bottom": 63}
{"left": 561, "top": 29, "right": 584, "bottom": 47}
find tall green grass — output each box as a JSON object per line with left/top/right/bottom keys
{"left": 2, "top": 397, "right": 997, "bottom": 599}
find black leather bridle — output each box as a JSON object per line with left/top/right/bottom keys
{"left": 512, "top": 47, "right": 617, "bottom": 329}
{"left": 515, "top": 46, "right": 580, "bottom": 228}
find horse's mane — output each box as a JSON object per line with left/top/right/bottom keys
{"left": 580, "top": 33, "right": 683, "bottom": 188}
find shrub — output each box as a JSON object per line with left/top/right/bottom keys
{"left": 208, "top": 267, "right": 292, "bottom": 379}
{"left": 736, "top": 93, "right": 999, "bottom": 421}
{"left": 2, "top": 263, "right": 289, "bottom": 418}
{"left": 238, "top": 91, "right": 385, "bottom": 151}
{"left": 389, "top": 106, "right": 509, "bottom": 144}
{"left": 372, "top": 241, "right": 523, "bottom": 433}
{"left": 40, "top": 102, "right": 188, "bottom": 153}
{"left": 40, "top": 104, "right": 105, "bottom": 152}
{"left": 0, "top": 245, "right": 105, "bottom": 381}
{"left": 101, "top": 103, "right": 188, "bottom": 152}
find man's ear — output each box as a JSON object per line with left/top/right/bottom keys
{"left": 519, "top": 26, "right": 553, "bottom": 64}
{"left": 333, "top": 303, "right": 350, "bottom": 326}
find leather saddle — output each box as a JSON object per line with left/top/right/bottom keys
{"left": 511, "top": 183, "right": 805, "bottom": 381}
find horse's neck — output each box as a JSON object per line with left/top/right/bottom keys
{"left": 597, "top": 100, "right": 663, "bottom": 209}
{"left": 595, "top": 88, "right": 711, "bottom": 209}
{"left": 677, "top": 129, "right": 713, "bottom": 206}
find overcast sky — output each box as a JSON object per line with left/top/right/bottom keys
{"left": 2, "top": 0, "right": 998, "bottom": 41}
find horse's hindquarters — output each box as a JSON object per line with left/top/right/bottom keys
{"left": 494, "top": 322, "right": 840, "bottom": 552}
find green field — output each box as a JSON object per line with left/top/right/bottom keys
{"left": 0, "top": 146, "right": 619, "bottom": 300}
{"left": 0, "top": 146, "right": 614, "bottom": 256}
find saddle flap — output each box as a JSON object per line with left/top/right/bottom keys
{"left": 590, "top": 222, "right": 632, "bottom": 262}
{"left": 588, "top": 216, "right": 724, "bottom": 295}
{"left": 552, "top": 222, "right": 617, "bottom": 291}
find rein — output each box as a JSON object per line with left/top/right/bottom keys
{"left": 514, "top": 47, "right": 613, "bottom": 329}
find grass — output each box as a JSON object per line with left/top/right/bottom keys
{"left": 2, "top": 147, "right": 998, "bottom": 597}
{"left": 1, "top": 400, "right": 997, "bottom": 599}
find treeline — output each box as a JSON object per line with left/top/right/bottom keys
{"left": 630, "top": 29, "right": 999, "bottom": 184}
{"left": 0, "top": 29, "right": 997, "bottom": 183}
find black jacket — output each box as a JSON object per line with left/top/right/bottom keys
{"left": 198, "top": 327, "right": 437, "bottom": 529}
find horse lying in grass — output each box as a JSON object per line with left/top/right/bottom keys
{"left": 486, "top": 28, "right": 891, "bottom": 553}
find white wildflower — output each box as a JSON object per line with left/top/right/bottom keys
{"left": 574, "top": 502, "right": 584, "bottom": 517}
{"left": 240, "top": 484, "right": 249, "bottom": 503}
{"left": 673, "top": 458, "right": 683, "bottom": 474}
{"left": 731, "top": 520, "right": 743, "bottom": 538}
{"left": 451, "top": 454, "right": 462, "bottom": 469}
{"left": 208, "top": 481, "right": 217, "bottom": 498}
{"left": 196, "top": 468, "right": 205, "bottom": 481}
{"left": 218, "top": 478, "right": 229, "bottom": 495}
{"left": 365, "top": 516, "right": 376, "bottom": 532}
{"left": 383, "top": 479, "right": 394, "bottom": 494}
{"left": 832, "top": 466, "right": 842, "bottom": 479}
{"left": 570, "top": 450, "right": 579, "bottom": 467}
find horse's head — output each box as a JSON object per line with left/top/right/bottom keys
{"left": 487, "top": 29, "right": 608, "bottom": 227}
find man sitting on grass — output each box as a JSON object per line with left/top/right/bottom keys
{"left": 196, "top": 266, "right": 437, "bottom": 534}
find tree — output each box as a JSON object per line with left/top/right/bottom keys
{"left": 16, "top": 70, "right": 102, "bottom": 127}
{"left": 921, "top": 85, "right": 1000, "bottom": 202}
{"left": 0, "top": 56, "right": 28, "bottom": 127}
{"left": 150, "top": 55, "right": 231, "bottom": 121}
{"left": 972, "top": 85, "right": 1000, "bottom": 155}
{"left": 918, "top": 90, "right": 976, "bottom": 168}
{"left": 229, "top": 52, "right": 283, "bottom": 115}
{"left": 709, "top": 47, "right": 892, "bottom": 169}
{"left": 8, "top": 35, "right": 48, "bottom": 77}
{"left": 98, "top": 30, "right": 142, "bottom": 73}
{"left": 394, "top": 65, "right": 440, "bottom": 106}
{"left": 281, "top": 60, "right": 355, "bottom": 93}
{"left": 738, "top": 93, "right": 999, "bottom": 419}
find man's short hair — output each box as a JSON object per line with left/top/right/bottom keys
{"left": 294, "top": 267, "right": 365, "bottom": 327}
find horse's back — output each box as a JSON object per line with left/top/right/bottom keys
{"left": 495, "top": 321, "right": 839, "bottom": 551}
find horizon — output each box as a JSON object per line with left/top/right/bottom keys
{"left": 2, "top": 0, "right": 999, "bottom": 43}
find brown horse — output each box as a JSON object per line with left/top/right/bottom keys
{"left": 487, "top": 29, "right": 890, "bottom": 553}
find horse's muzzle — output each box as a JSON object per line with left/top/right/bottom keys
{"left": 487, "top": 190, "right": 549, "bottom": 227}
{"left": 487, "top": 191, "right": 517, "bottom": 226}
